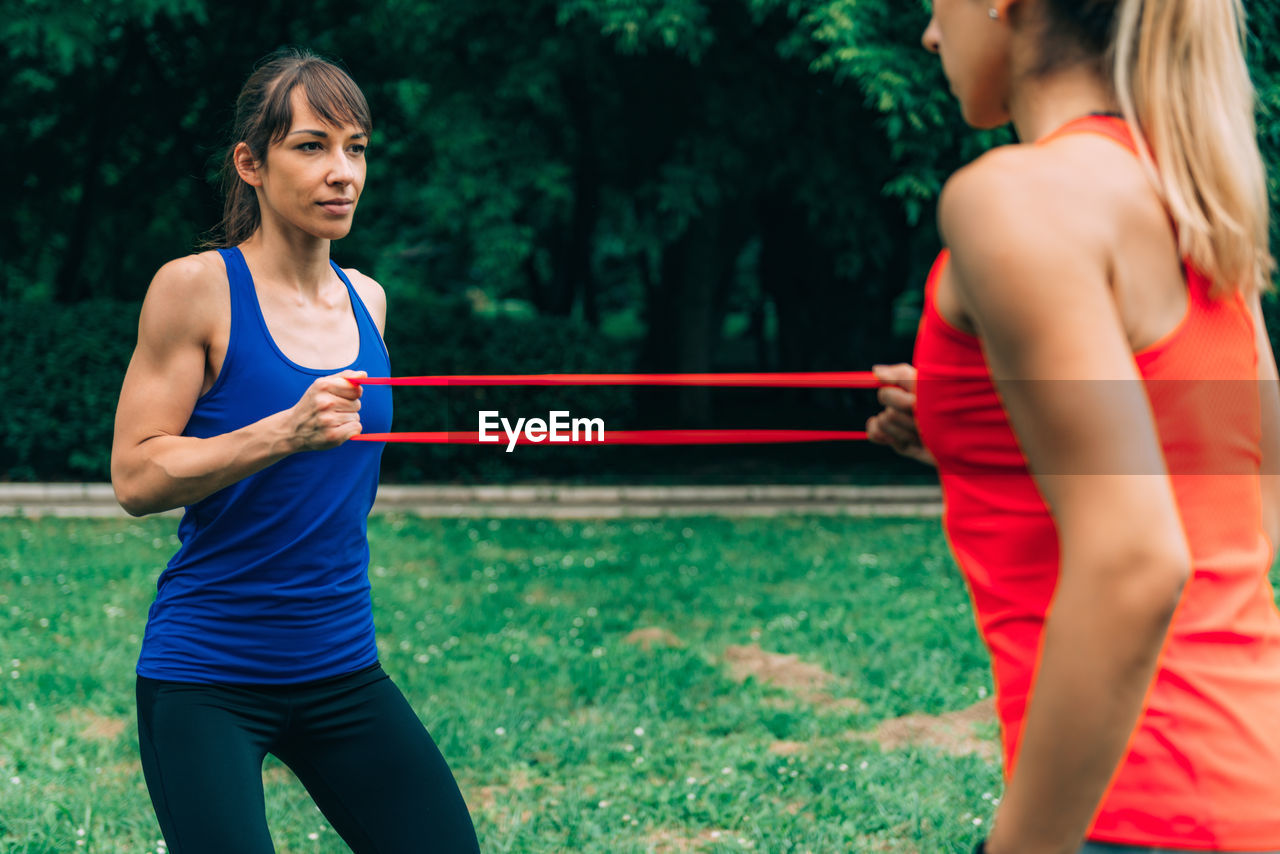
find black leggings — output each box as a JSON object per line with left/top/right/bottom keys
{"left": 136, "top": 663, "right": 480, "bottom": 854}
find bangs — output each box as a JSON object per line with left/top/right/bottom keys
{"left": 261, "top": 60, "right": 372, "bottom": 145}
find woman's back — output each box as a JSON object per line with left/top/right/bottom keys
{"left": 914, "top": 115, "right": 1280, "bottom": 848}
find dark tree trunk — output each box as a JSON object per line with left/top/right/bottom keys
{"left": 54, "top": 31, "right": 139, "bottom": 303}
{"left": 639, "top": 204, "right": 749, "bottom": 425}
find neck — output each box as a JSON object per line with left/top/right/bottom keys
{"left": 238, "top": 214, "right": 334, "bottom": 299}
{"left": 1006, "top": 64, "right": 1121, "bottom": 143}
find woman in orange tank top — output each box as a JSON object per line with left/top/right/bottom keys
{"left": 867, "top": 1, "right": 1280, "bottom": 852}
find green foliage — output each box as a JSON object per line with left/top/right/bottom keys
{"left": 380, "top": 294, "right": 637, "bottom": 482}
{"left": 0, "top": 301, "right": 139, "bottom": 481}
{"left": 0, "top": 295, "right": 633, "bottom": 483}
{"left": 5, "top": 0, "right": 1280, "bottom": 470}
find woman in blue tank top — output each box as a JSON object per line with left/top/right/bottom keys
{"left": 111, "top": 47, "right": 479, "bottom": 854}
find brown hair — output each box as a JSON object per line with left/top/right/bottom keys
{"left": 1039, "top": 0, "right": 1272, "bottom": 296}
{"left": 200, "top": 46, "right": 372, "bottom": 249}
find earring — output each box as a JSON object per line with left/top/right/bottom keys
{"left": 988, "top": 7, "right": 999, "bottom": 19}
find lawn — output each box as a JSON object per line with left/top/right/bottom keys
{"left": 3, "top": 514, "right": 1014, "bottom": 853}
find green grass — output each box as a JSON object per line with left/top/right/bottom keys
{"left": 3, "top": 515, "right": 1016, "bottom": 852}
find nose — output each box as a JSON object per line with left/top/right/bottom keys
{"left": 921, "top": 16, "right": 941, "bottom": 54}
{"left": 327, "top": 147, "right": 356, "bottom": 185}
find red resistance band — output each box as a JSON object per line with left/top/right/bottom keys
{"left": 347, "top": 372, "right": 881, "bottom": 445}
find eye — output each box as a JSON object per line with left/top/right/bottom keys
{"left": 297, "top": 141, "right": 322, "bottom": 151}
{"left": 349, "top": 144, "right": 367, "bottom": 155}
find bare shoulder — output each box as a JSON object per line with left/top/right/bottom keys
{"left": 147, "top": 251, "right": 226, "bottom": 308}
{"left": 939, "top": 142, "right": 1128, "bottom": 299}
{"left": 937, "top": 143, "right": 1133, "bottom": 380}
{"left": 139, "top": 250, "right": 228, "bottom": 343}
{"left": 342, "top": 267, "right": 387, "bottom": 331}
{"left": 941, "top": 145, "right": 1081, "bottom": 248}
{"left": 941, "top": 135, "right": 1154, "bottom": 257}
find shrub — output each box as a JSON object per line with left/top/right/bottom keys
{"left": 0, "top": 295, "right": 635, "bottom": 483}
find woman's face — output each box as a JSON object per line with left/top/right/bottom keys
{"left": 922, "top": 0, "right": 1014, "bottom": 129}
{"left": 247, "top": 87, "right": 368, "bottom": 241}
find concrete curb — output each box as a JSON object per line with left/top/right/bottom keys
{"left": 0, "top": 483, "right": 942, "bottom": 519}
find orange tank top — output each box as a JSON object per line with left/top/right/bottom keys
{"left": 913, "top": 115, "right": 1280, "bottom": 848}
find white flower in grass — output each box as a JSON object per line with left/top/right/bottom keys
{"left": 973, "top": 818, "right": 983, "bottom": 826}
{"left": 9, "top": 776, "right": 19, "bottom": 785}
{"left": 838, "top": 763, "right": 848, "bottom": 772}
{"left": 309, "top": 832, "right": 320, "bottom": 839}
{"left": 685, "top": 776, "right": 697, "bottom": 785}
{"left": 633, "top": 726, "right": 644, "bottom": 737}
{"left": 598, "top": 800, "right": 610, "bottom": 809}
{"left": 494, "top": 727, "right": 506, "bottom": 736}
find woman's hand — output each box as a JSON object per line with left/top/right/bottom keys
{"left": 285, "top": 370, "right": 367, "bottom": 451}
{"left": 865, "top": 363, "right": 936, "bottom": 467}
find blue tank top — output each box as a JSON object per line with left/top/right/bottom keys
{"left": 136, "top": 246, "right": 392, "bottom": 684}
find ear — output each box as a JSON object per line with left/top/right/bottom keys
{"left": 991, "top": 0, "right": 1021, "bottom": 21}
{"left": 233, "top": 142, "right": 264, "bottom": 188}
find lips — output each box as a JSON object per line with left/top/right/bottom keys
{"left": 318, "top": 199, "right": 354, "bottom": 215}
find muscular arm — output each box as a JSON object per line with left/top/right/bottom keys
{"left": 111, "top": 257, "right": 365, "bottom": 516}
{"left": 940, "top": 155, "right": 1191, "bottom": 854}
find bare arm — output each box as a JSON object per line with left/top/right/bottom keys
{"left": 940, "top": 156, "right": 1191, "bottom": 854}
{"left": 1247, "top": 292, "right": 1280, "bottom": 549}
{"left": 111, "top": 257, "right": 366, "bottom": 516}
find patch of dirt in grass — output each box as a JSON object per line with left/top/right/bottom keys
{"left": 768, "top": 740, "right": 807, "bottom": 756}
{"left": 805, "top": 691, "right": 869, "bottom": 714}
{"left": 863, "top": 836, "right": 920, "bottom": 854}
{"left": 849, "top": 698, "right": 998, "bottom": 760}
{"left": 263, "top": 765, "right": 296, "bottom": 785}
{"left": 723, "top": 644, "right": 868, "bottom": 712}
{"left": 623, "top": 626, "right": 684, "bottom": 650}
{"left": 62, "top": 710, "right": 127, "bottom": 742}
{"left": 472, "top": 767, "right": 560, "bottom": 813}
{"left": 724, "top": 644, "right": 832, "bottom": 692}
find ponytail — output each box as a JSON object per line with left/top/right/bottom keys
{"left": 1110, "top": 0, "right": 1272, "bottom": 296}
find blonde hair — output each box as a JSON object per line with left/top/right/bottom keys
{"left": 1110, "top": 0, "right": 1273, "bottom": 296}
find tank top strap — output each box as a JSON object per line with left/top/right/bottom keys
{"left": 210, "top": 246, "right": 261, "bottom": 398}
{"left": 215, "top": 245, "right": 256, "bottom": 317}
{"left": 328, "top": 260, "right": 390, "bottom": 372}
